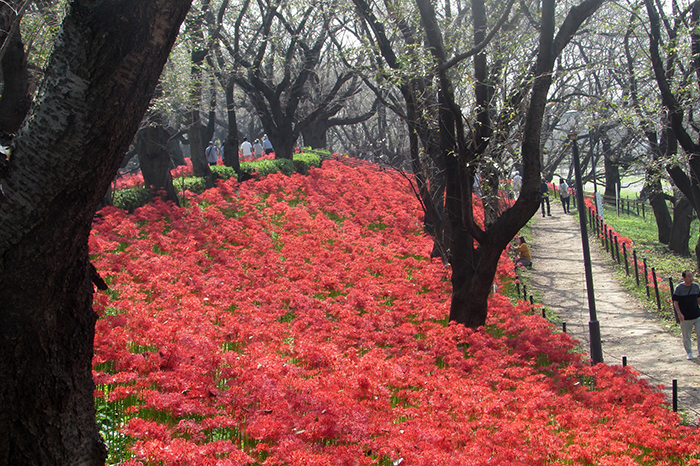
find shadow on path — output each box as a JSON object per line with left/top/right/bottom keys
{"left": 528, "top": 210, "right": 700, "bottom": 424}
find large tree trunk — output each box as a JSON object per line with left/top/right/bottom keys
{"left": 167, "top": 128, "right": 187, "bottom": 167}
{"left": 271, "top": 127, "right": 297, "bottom": 160}
{"left": 223, "top": 78, "right": 241, "bottom": 173}
{"left": 189, "top": 110, "right": 213, "bottom": 185}
{"left": 602, "top": 138, "right": 620, "bottom": 203}
{"left": 136, "top": 125, "right": 180, "bottom": 205}
{"left": 301, "top": 120, "right": 329, "bottom": 149}
{"left": 669, "top": 195, "right": 693, "bottom": 255}
{"left": 0, "top": 28, "right": 31, "bottom": 134}
{"left": 647, "top": 174, "right": 672, "bottom": 244}
{"left": 0, "top": 0, "right": 192, "bottom": 463}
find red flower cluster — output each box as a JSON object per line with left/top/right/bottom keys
{"left": 91, "top": 161, "right": 700, "bottom": 465}
{"left": 114, "top": 171, "right": 145, "bottom": 190}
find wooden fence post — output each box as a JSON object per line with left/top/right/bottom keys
{"left": 603, "top": 224, "right": 608, "bottom": 250}
{"left": 609, "top": 231, "right": 615, "bottom": 261}
{"left": 652, "top": 267, "right": 661, "bottom": 311}
{"left": 644, "top": 258, "right": 650, "bottom": 298}
{"left": 670, "top": 277, "right": 679, "bottom": 323}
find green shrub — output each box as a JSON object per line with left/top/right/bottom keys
{"left": 176, "top": 176, "right": 206, "bottom": 194}
{"left": 293, "top": 152, "right": 322, "bottom": 175}
{"left": 113, "top": 187, "right": 151, "bottom": 212}
{"left": 211, "top": 165, "right": 238, "bottom": 181}
{"left": 114, "top": 153, "right": 326, "bottom": 211}
{"left": 241, "top": 158, "right": 294, "bottom": 177}
{"left": 299, "top": 147, "right": 333, "bottom": 160}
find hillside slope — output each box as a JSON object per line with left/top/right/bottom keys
{"left": 90, "top": 160, "right": 700, "bottom": 465}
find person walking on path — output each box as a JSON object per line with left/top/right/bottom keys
{"left": 253, "top": 139, "right": 263, "bottom": 158}
{"left": 673, "top": 270, "right": 700, "bottom": 359}
{"left": 241, "top": 137, "right": 253, "bottom": 160}
{"left": 559, "top": 178, "right": 571, "bottom": 214}
{"left": 513, "top": 171, "right": 522, "bottom": 197}
{"left": 540, "top": 177, "right": 551, "bottom": 217}
{"left": 205, "top": 141, "right": 218, "bottom": 166}
{"left": 262, "top": 135, "right": 274, "bottom": 155}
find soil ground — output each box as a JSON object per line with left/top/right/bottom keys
{"left": 526, "top": 203, "right": 700, "bottom": 424}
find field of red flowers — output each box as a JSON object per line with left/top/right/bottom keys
{"left": 91, "top": 160, "right": 700, "bottom": 465}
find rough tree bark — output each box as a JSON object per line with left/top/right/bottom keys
{"left": 0, "top": 2, "right": 31, "bottom": 135}
{"left": 669, "top": 194, "right": 694, "bottom": 256}
{"left": 645, "top": 0, "right": 700, "bottom": 270}
{"left": 419, "top": 0, "right": 604, "bottom": 327}
{"left": 0, "top": 0, "right": 192, "bottom": 463}
{"left": 136, "top": 125, "right": 180, "bottom": 205}
{"left": 223, "top": 78, "right": 241, "bottom": 173}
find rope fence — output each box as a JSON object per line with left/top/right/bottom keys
{"left": 547, "top": 183, "right": 673, "bottom": 316}
{"left": 513, "top": 191, "right": 700, "bottom": 420}
{"left": 583, "top": 197, "right": 675, "bottom": 320}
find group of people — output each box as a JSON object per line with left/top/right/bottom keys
{"left": 511, "top": 171, "right": 571, "bottom": 217}
{"left": 240, "top": 135, "right": 274, "bottom": 160}
{"left": 205, "top": 135, "right": 274, "bottom": 165}
{"left": 538, "top": 176, "right": 571, "bottom": 217}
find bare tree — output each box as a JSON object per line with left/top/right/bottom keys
{"left": 212, "top": 0, "right": 363, "bottom": 159}
{"left": 356, "top": 0, "right": 604, "bottom": 327}
{"left": 644, "top": 0, "right": 700, "bottom": 267}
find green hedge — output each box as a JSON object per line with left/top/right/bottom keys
{"left": 113, "top": 187, "right": 151, "bottom": 212}
{"left": 240, "top": 158, "right": 294, "bottom": 177}
{"left": 211, "top": 165, "right": 238, "bottom": 181}
{"left": 293, "top": 152, "right": 322, "bottom": 175}
{"left": 112, "top": 150, "right": 333, "bottom": 211}
{"left": 176, "top": 176, "right": 206, "bottom": 194}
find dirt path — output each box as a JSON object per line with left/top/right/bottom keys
{"left": 527, "top": 207, "right": 700, "bottom": 424}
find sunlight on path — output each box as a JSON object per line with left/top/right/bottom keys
{"left": 528, "top": 208, "right": 700, "bottom": 424}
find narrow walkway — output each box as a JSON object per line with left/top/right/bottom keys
{"left": 528, "top": 207, "right": 700, "bottom": 424}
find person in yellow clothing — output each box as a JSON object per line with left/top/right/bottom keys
{"left": 515, "top": 236, "right": 532, "bottom": 268}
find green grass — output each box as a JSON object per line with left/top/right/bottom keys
{"left": 511, "top": 197, "right": 692, "bottom": 343}
{"left": 597, "top": 202, "right": 697, "bottom": 284}
{"left": 572, "top": 200, "right": 698, "bottom": 326}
